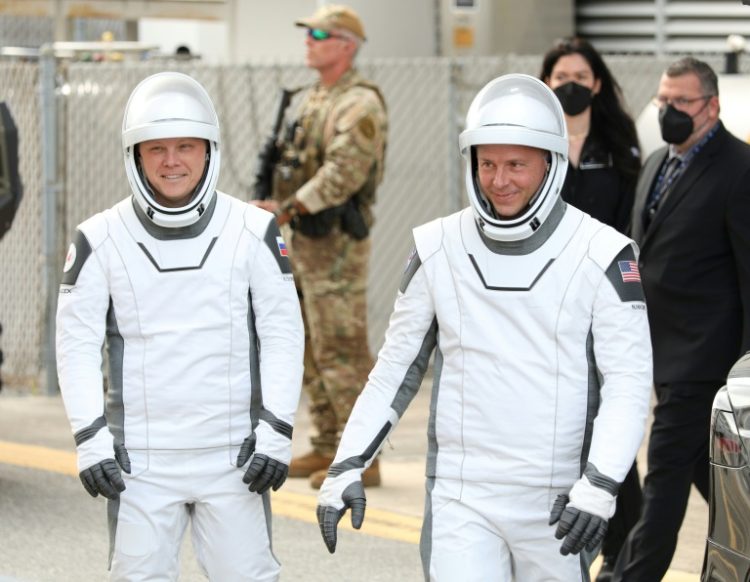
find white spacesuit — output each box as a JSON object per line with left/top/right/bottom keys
{"left": 317, "top": 75, "right": 652, "bottom": 581}
{"left": 56, "top": 72, "right": 303, "bottom": 581}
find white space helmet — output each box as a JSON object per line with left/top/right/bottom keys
{"left": 122, "top": 72, "right": 220, "bottom": 228}
{"left": 459, "top": 74, "right": 568, "bottom": 242}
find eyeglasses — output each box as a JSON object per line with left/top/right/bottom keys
{"left": 307, "top": 28, "right": 341, "bottom": 41}
{"left": 651, "top": 95, "right": 712, "bottom": 109}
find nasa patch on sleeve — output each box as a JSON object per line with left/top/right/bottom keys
{"left": 61, "top": 229, "right": 92, "bottom": 286}
{"left": 605, "top": 245, "right": 645, "bottom": 303}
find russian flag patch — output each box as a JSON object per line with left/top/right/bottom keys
{"left": 276, "top": 236, "right": 288, "bottom": 257}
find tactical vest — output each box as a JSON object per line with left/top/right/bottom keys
{"left": 272, "top": 75, "right": 387, "bottom": 239}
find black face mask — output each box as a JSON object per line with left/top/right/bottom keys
{"left": 553, "top": 82, "right": 593, "bottom": 116}
{"left": 658, "top": 105, "right": 694, "bottom": 144}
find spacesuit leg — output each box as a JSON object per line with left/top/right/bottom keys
{"left": 421, "top": 479, "right": 589, "bottom": 582}
{"left": 499, "top": 484, "right": 591, "bottom": 581}
{"left": 191, "top": 447, "right": 280, "bottom": 581}
{"left": 109, "top": 450, "right": 190, "bottom": 581}
{"left": 421, "top": 478, "right": 511, "bottom": 581}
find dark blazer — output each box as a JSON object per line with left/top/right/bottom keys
{"left": 632, "top": 122, "right": 750, "bottom": 383}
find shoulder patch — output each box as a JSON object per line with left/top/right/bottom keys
{"left": 604, "top": 245, "right": 645, "bottom": 303}
{"left": 358, "top": 116, "right": 376, "bottom": 140}
{"left": 263, "top": 219, "right": 292, "bottom": 275}
{"left": 399, "top": 247, "right": 422, "bottom": 293}
{"left": 61, "top": 229, "right": 93, "bottom": 286}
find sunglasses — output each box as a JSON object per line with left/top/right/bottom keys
{"left": 307, "top": 28, "right": 342, "bottom": 41}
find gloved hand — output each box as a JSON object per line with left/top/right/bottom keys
{"left": 316, "top": 469, "right": 367, "bottom": 553}
{"left": 549, "top": 474, "right": 617, "bottom": 555}
{"left": 236, "top": 419, "right": 292, "bottom": 495}
{"left": 79, "top": 441, "right": 131, "bottom": 500}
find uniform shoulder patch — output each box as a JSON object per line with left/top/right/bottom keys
{"left": 262, "top": 219, "right": 292, "bottom": 275}
{"left": 61, "top": 229, "right": 93, "bottom": 286}
{"left": 358, "top": 116, "right": 376, "bottom": 140}
{"left": 604, "top": 245, "right": 645, "bottom": 303}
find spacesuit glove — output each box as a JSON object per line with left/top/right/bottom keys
{"left": 316, "top": 471, "right": 367, "bottom": 554}
{"left": 78, "top": 442, "right": 131, "bottom": 500}
{"left": 236, "top": 431, "right": 290, "bottom": 495}
{"left": 549, "top": 475, "right": 617, "bottom": 556}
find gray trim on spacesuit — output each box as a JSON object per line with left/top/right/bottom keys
{"left": 261, "top": 491, "right": 278, "bottom": 563}
{"left": 579, "top": 330, "right": 602, "bottom": 475}
{"left": 422, "top": 338, "right": 445, "bottom": 578}
{"left": 258, "top": 409, "right": 293, "bottom": 439}
{"left": 327, "top": 422, "right": 393, "bottom": 476}
{"left": 106, "top": 299, "right": 125, "bottom": 444}
{"left": 391, "top": 318, "right": 438, "bottom": 417}
{"left": 426, "top": 343, "right": 443, "bottom": 478}
{"left": 584, "top": 463, "right": 620, "bottom": 495}
{"left": 107, "top": 497, "right": 119, "bottom": 568}
{"left": 73, "top": 415, "right": 107, "bottom": 445}
{"left": 400, "top": 249, "right": 421, "bottom": 293}
{"left": 247, "top": 293, "right": 262, "bottom": 429}
{"left": 131, "top": 194, "right": 217, "bottom": 240}
{"left": 61, "top": 229, "right": 93, "bottom": 286}
{"left": 262, "top": 220, "right": 292, "bottom": 275}
{"left": 420, "top": 476, "right": 437, "bottom": 582}
{"left": 475, "top": 196, "right": 567, "bottom": 256}
{"left": 137, "top": 238, "right": 218, "bottom": 273}
{"left": 468, "top": 254, "right": 554, "bottom": 291}
{"left": 327, "top": 318, "right": 438, "bottom": 476}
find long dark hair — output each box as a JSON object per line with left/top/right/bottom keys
{"left": 540, "top": 37, "right": 640, "bottom": 187}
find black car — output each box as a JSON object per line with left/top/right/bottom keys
{"left": 702, "top": 352, "right": 750, "bottom": 581}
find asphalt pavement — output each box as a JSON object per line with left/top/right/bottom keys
{"left": 0, "top": 384, "right": 706, "bottom": 581}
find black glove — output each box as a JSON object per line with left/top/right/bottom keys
{"left": 78, "top": 442, "right": 131, "bottom": 500}
{"left": 316, "top": 481, "right": 366, "bottom": 554}
{"left": 549, "top": 493, "right": 609, "bottom": 556}
{"left": 237, "top": 434, "right": 289, "bottom": 494}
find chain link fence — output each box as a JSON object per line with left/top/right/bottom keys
{"left": 0, "top": 52, "right": 746, "bottom": 392}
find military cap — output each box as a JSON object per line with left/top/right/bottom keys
{"left": 295, "top": 4, "right": 366, "bottom": 41}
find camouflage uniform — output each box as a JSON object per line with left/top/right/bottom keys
{"left": 273, "top": 68, "right": 387, "bottom": 455}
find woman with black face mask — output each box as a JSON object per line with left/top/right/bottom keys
{"left": 540, "top": 37, "right": 641, "bottom": 235}
{"left": 540, "top": 37, "right": 643, "bottom": 582}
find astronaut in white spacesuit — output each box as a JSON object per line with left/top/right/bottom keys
{"left": 316, "top": 74, "right": 653, "bottom": 581}
{"left": 56, "top": 72, "right": 304, "bottom": 581}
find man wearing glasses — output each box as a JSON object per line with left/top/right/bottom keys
{"left": 610, "top": 57, "right": 750, "bottom": 581}
{"left": 252, "top": 5, "right": 388, "bottom": 490}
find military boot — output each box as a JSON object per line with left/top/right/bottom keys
{"left": 288, "top": 451, "right": 334, "bottom": 478}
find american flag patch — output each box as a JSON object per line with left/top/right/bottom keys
{"left": 618, "top": 260, "right": 641, "bottom": 283}
{"left": 276, "top": 236, "right": 288, "bottom": 257}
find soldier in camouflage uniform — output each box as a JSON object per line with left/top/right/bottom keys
{"left": 252, "top": 5, "right": 388, "bottom": 489}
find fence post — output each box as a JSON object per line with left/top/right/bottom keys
{"left": 39, "top": 45, "right": 59, "bottom": 396}
{"left": 448, "top": 59, "right": 463, "bottom": 213}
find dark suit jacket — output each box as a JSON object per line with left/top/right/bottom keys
{"left": 632, "top": 122, "right": 750, "bottom": 383}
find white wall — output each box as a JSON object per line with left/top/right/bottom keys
{"left": 228, "top": 0, "right": 436, "bottom": 62}
{"left": 138, "top": 1, "right": 436, "bottom": 63}
{"left": 139, "top": 18, "right": 229, "bottom": 64}
{"left": 440, "top": 0, "right": 574, "bottom": 56}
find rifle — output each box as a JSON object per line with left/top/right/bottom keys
{"left": 251, "top": 87, "right": 300, "bottom": 201}
{"left": 0, "top": 102, "right": 22, "bottom": 241}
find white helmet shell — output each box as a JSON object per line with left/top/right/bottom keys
{"left": 459, "top": 74, "right": 568, "bottom": 242}
{"left": 122, "top": 72, "right": 221, "bottom": 228}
